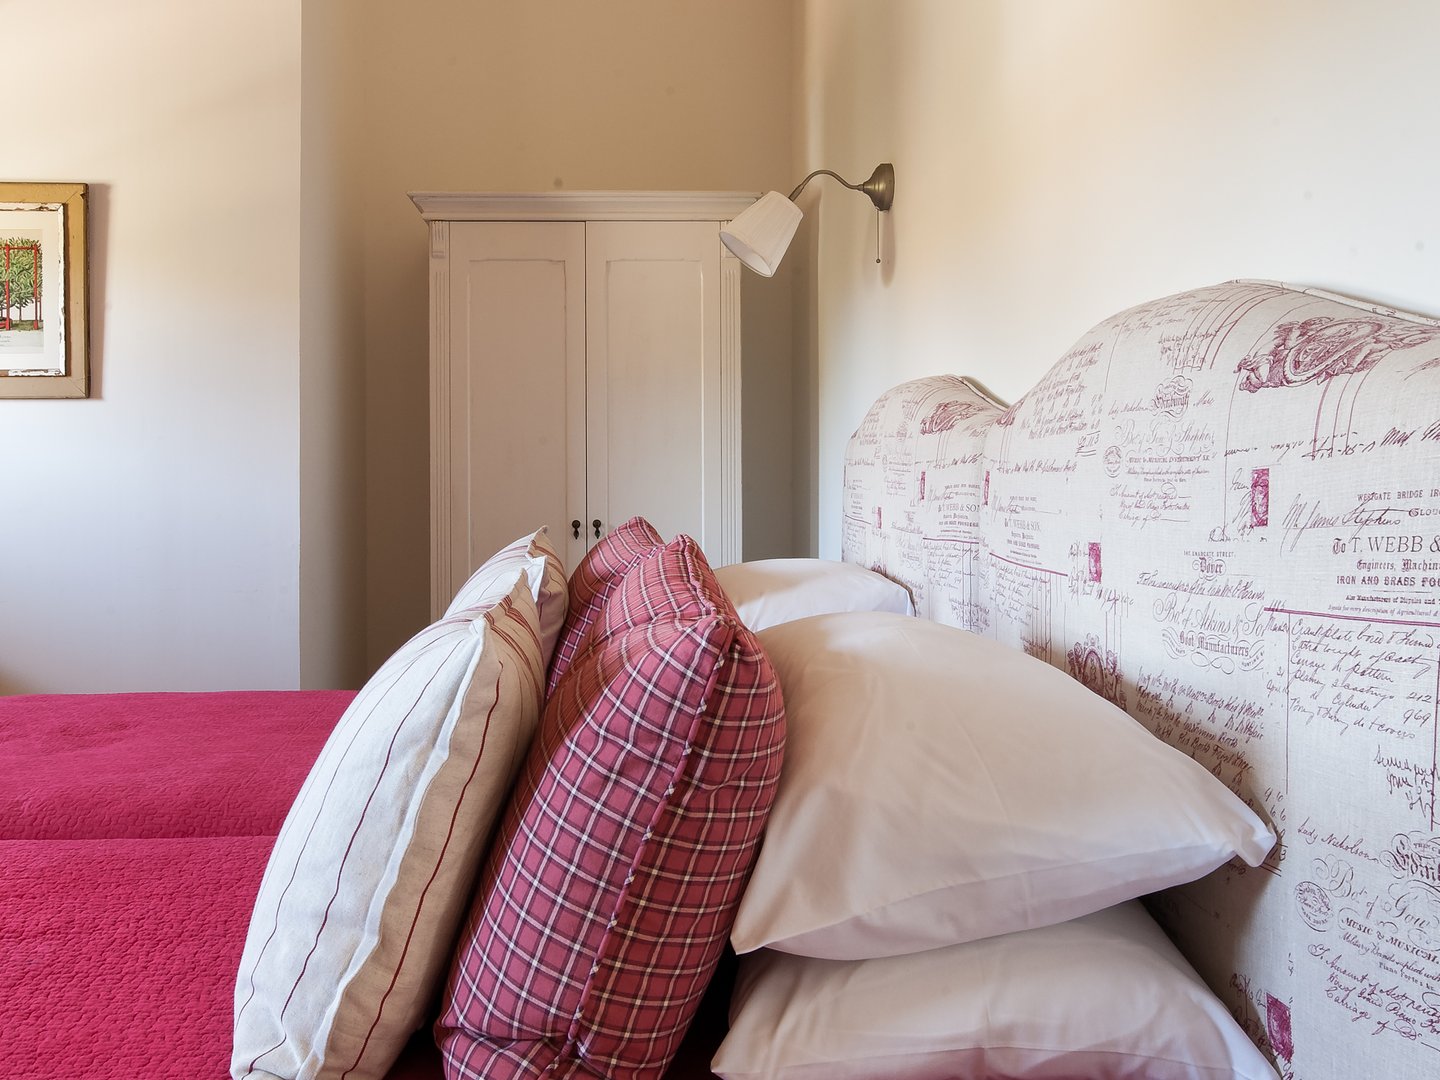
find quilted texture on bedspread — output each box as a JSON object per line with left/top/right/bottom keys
{"left": 0, "top": 835, "right": 272, "bottom": 1079}
{"left": 0, "top": 691, "right": 352, "bottom": 840}
{"left": 0, "top": 836, "right": 457, "bottom": 1080}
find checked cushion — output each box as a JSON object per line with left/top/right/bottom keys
{"left": 545, "top": 516, "right": 664, "bottom": 697}
{"left": 437, "top": 536, "right": 785, "bottom": 1080}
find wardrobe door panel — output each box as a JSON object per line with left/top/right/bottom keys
{"left": 436, "top": 221, "right": 586, "bottom": 614}
{"left": 585, "top": 220, "right": 723, "bottom": 557}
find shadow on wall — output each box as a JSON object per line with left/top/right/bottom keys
{"left": 85, "top": 184, "right": 110, "bottom": 399}
{"left": 361, "top": 214, "right": 431, "bottom": 674}
{"left": 791, "top": 204, "right": 820, "bottom": 558}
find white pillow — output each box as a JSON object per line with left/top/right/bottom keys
{"left": 730, "top": 612, "right": 1274, "bottom": 959}
{"left": 445, "top": 526, "right": 567, "bottom": 667}
{"left": 713, "top": 558, "right": 912, "bottom": 631}
{"left": 714, "top": 901, "right": 1280, "bottom": 1080}
{"left": 233, "top": 574, "right": 547, "bottom": 1080}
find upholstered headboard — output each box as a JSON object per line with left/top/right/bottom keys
{"left": 843, "top": 280, "right": 1440, "bottom": 1077}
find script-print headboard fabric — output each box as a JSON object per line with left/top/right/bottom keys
{"left": 843, "top": 280, "right": 1440, "bottom": 1078}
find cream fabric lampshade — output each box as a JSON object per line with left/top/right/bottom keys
{"left": 720, "top": 191, "right": 803, "bottom": 277}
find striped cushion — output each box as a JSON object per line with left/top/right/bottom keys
{"left": 545, "top": 515, "right": 664, "bottom": 696}
{"left": 233, "top": 574, "right": 547, "bottom": 1080}
{"left": 438, "top": 536, "right": 786, "bottom": 1080}
{"left": 446, "top": 527, "right": 568, "bottom": 670}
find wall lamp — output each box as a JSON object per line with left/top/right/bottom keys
{"left": 720, "top": 163, "right": 895, "bottom": 277}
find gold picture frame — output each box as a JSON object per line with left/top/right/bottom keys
{"left": 0, "top": 182, "right": 88, "bottom": 398}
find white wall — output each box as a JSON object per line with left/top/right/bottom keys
{"left": 800, "top": 0, "right": 1440, "bottom": 557}
{"left": 348, "top": 0, "right": 799, "bottom": 668}
{"left": 0, "top": 1, "right": 304, "bottom": 692}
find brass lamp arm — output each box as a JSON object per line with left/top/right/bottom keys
{"left": 788, "top": 163, "right": 895, "bottom": 211}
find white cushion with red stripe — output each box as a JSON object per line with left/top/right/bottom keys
{"left": 232, "top": 572, "right": 547, "bottom": 1080}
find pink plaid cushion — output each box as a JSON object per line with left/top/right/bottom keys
{"left": 438, "top": 536, "right": 786, "bottom": 1080}
{"left": 545, "top": 516, "right": 664, "bottom": 697}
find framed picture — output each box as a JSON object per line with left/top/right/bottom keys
{"left": 0, "top": 182, "right": 88, "bottom": 398}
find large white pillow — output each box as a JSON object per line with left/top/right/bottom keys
{"left": 233, "top": 573, "right": 547, "bottom": 1080}
{"left": 712, "top": 558, "right": 912, "bottom": 631}
{"left": 714, "top": 901, "right": 1280, "bottom": 1080}
{"left": 730, "top": 612, "right": 1275, "bottom": 959}
{"left": 445, "top": 526, "right": 567, "bottom": 667}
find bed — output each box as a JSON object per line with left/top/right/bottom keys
{"left": 3, "top": 279, "right": 1437, "bottom": 1080}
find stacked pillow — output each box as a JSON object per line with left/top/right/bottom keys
{"left": 437, "top": 530, "right": 785, "bottom": 1080}
{"left": 712, "top": 558, "right": 912, "bottom": 631}
{"left": 232, "top": 529, "right": 565, "bottom": 1080}
{"left": 716, "top": 901, "right": 1280, "bottom": 1080}
{"left": 716, "top": 611, "right": 1281, "bottom": 1080}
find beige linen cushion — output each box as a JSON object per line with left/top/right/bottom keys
{"left": 444, "top": 526, "right": 567, "bottom": 666}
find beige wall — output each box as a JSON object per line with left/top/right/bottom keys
{"left": 349, "top": 0, "right": 799, "bottom": 667}
{"left": 2, "top": 0, "right": 795, "bottom": 693}
{"left": 0, "top": 0, "right": 305, "bottom": 692}
{"left": 27, "top": 1, "right": 1422, "bottom": 688}
{"left": 800, "top": 0, "right": 1440, "bottom": 557}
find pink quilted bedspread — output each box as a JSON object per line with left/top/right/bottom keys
{"left": 0, "top": 691, "right": 353, "bottom": 840}
{"left": 0, "top": 690, "right": 721, "bottom": 1079}
{"left": 0, "top": 835, "right": 273, "bottom": 1077}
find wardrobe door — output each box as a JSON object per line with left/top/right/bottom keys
{"left": 585, "top": 219, "right": 735, "bottom": 561}
{"left": 433, "top": 220, "right": 586, "bottom": 615}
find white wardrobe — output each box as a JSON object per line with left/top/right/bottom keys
{"left": 411, "top": 192, "right": 754, "bottom": 617}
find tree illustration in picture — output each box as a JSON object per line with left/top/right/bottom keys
{"left": 0, "top": 237, "right": 42, "bottom": 333}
